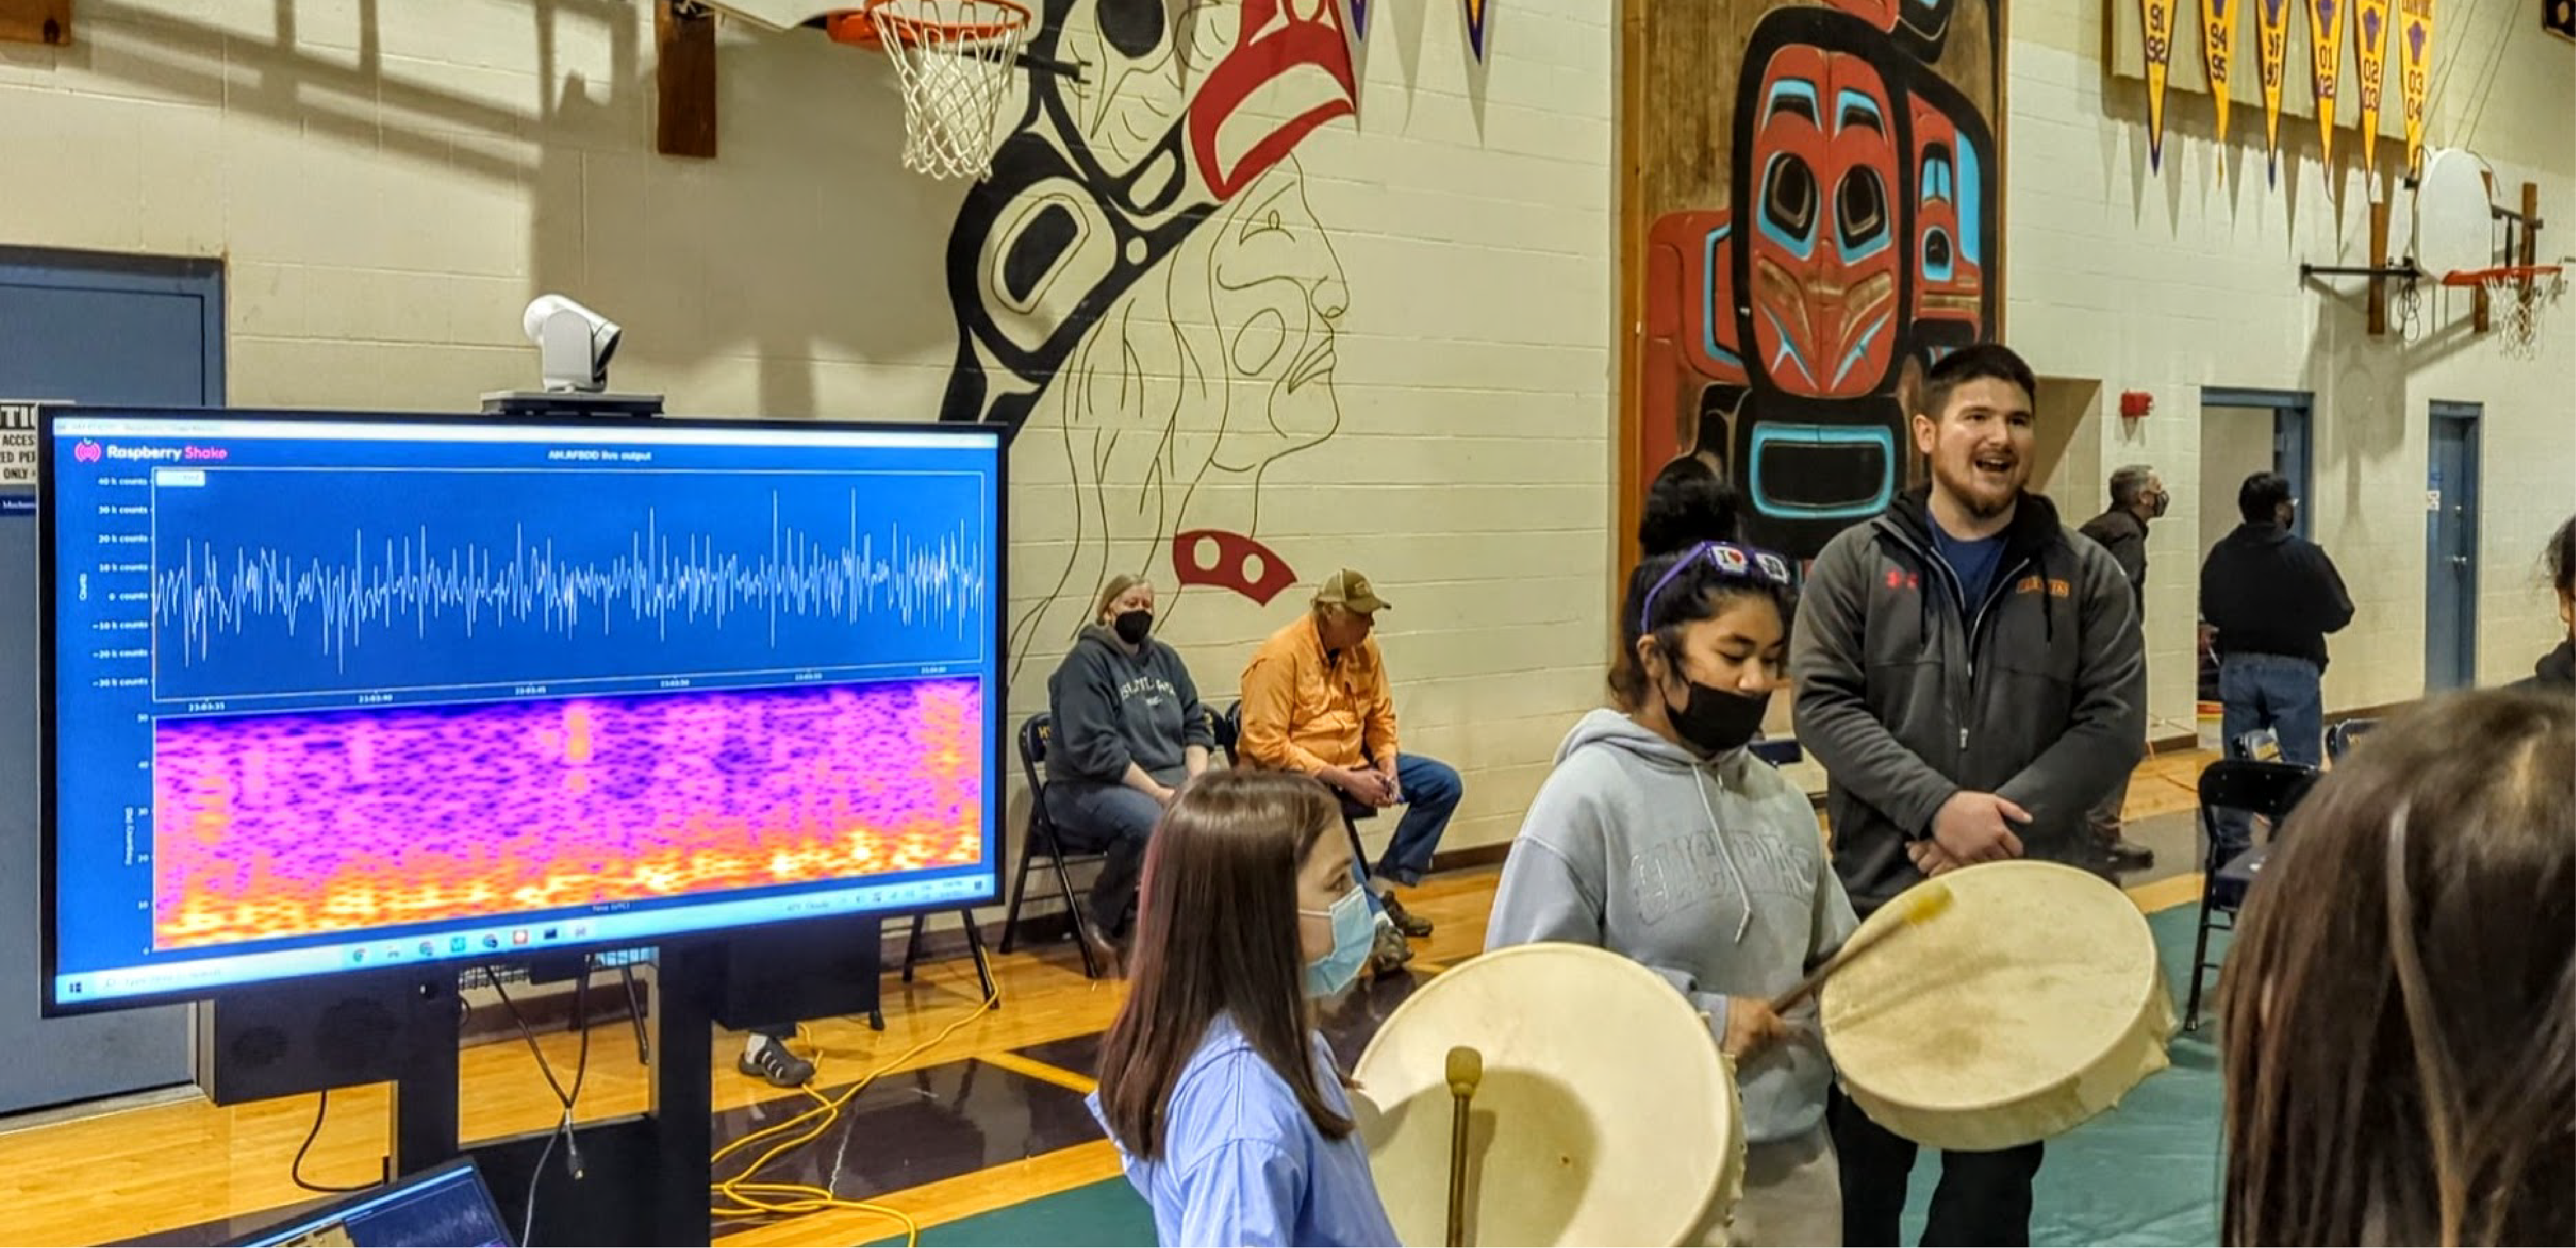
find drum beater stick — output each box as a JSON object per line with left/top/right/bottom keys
{"left": 1770, "top": 879, "right": 1954, "bottom": 1014}
{"left": 1444, "top": 1046, "right": 1482, "bottom": 1247}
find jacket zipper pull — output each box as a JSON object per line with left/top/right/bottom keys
{"left": 1959, "top": 727, "right": 1969, "bottom": 750}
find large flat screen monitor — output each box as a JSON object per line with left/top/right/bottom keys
{"left": 42, "top": 409, "right": 1003, "bottom": 1012}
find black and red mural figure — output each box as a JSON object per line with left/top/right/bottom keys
{"left": 935, "top": 0, "right": 1362, "bottom": 664}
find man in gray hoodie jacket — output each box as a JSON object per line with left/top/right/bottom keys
{"left": 1791, "top": 343, "right": 2145, "bottom": 1245}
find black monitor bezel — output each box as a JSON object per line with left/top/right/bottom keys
{"left": 39, "top": 405, "right": 1010, "bottom": 1017}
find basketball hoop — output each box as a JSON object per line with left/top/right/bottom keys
{"left": 828, "top": 0, "right": 1031, "bottom": 181}
{"left": 2442, "top": 264, "right": 2565, "bottom": 354}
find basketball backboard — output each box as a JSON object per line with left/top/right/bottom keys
{"left": 699, "top": 2, "right": 853, "bottom": 30}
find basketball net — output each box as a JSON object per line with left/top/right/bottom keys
{"left": 2456, "top": 266, "right": 2565, "bottom": 357}
{"left": 868, "top": 0, "right": 1030, "bottom": 181}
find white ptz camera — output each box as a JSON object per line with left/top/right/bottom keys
{"left": 522, "top": 294, "right": 622, "bottom": 393}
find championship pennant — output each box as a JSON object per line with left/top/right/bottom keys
{"left": 2307, "top": 0, "right": 2347, "bottom": 167}
{"left": 2396, "top": 0, "right": 2434, "bottom": 170}
{"left": 1350, "top": 0, "right": 1367, "bottom": 37}
{"left": 2256, "top": 0, "right": 2292, "bottom": 181}
{"left": 2202, "top": 0, "right": 2239, "bottom": 152}
{"left": 2354, "top": 0, "right": 2391, "bottom": 172}
{"left": 2144, "top": 0, "right": 2181, "bottom": 169}
{"left": 1463, "top": 0, "right": 1490, "bottom": 59}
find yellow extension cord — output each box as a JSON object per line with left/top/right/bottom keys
{"left": 707, "top": 982, "right": 1002, "bottom": 1245}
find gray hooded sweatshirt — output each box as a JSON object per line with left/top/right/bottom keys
{"left": 1486, "top": 709, "right": 1858, "bottom": 1143}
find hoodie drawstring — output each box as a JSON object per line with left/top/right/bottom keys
{"left": 1692, "top": 765, "right": 1756, "bottom": 944}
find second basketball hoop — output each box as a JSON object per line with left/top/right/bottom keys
{"left": 830, "top": 0, "right": 1033, "bottom": 181}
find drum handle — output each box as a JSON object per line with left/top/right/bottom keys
{"left": 1446, "top": 1046, "right": 1482, "bottom": 1247}
{"left": 1770, "top": 881, "right": 1953, "bottom": 1013}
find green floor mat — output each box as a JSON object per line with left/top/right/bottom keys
{"left": 869, "top": 1175, "right": 1153, "bottom": 1246}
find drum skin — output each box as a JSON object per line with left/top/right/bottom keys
{"left": 1352, "top": 943, "right": 1746, "bottom": 1247}
{"left": 1822, "top": 860, "right": 2178, "bottom": 1152}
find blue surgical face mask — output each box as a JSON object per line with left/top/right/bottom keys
{"left": 1299, "top": 883, "right": 1375, "bottom": 999}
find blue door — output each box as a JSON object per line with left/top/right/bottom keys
{"left": 2425, "top": 404, "right": 2481, "bottom": 691}
{"left": 0, "top": 247, "right": 223, "bottom": 1112}
{"left": 2271, "top": 406, "right": 2313, "bottom": 540}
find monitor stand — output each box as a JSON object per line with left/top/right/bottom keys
{"left": 392, "top": 943, "right": 718, "bottom": 1247}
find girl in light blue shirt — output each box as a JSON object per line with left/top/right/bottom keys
{"left": 1088, "top": 771, "right": 1396, "bottom": 1247}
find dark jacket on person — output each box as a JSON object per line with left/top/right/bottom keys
{"left": 2513, "top": 639, "right": 2576, "bottom": 695}
{"left": 1791, "top": 488, "right": 2147, "bottom": 914}
{"left": 2198, "top": 523, "right": 2355, "bottom": 670}
{"left": 1046, "top": 627, "right": 1213, "bottom": 788}
{"left": 2078, "top": 507, "right": 2149, "bottom": 615}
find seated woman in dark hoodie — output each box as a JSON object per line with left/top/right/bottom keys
{"left": 1045, "top": 574, "right": 1215, "bottom": 956}
{"left": 1487, "top": 542, "right": 1856, "bottom": 1247}
{"left": 2514, "top": 514, "right": 2574, "bottom": 695}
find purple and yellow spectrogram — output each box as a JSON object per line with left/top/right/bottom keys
{"left": 150, "top": 679, "right": 984, "bottom": 950}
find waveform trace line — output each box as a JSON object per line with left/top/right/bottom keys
{"left": 151, "top": 490, "right": 988, "bottom": 676}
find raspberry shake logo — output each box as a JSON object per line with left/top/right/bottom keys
{"left": 73, "top": 440, "right": 104, "bottom": 464}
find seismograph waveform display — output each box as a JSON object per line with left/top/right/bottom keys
{"left": 153, "top": 506, "right": 986, "bottom": 671}
{"left": 149, "top": 679, "right": 984, "bottom": 950}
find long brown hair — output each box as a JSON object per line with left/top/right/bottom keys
{"left": 1084, "top": 573, "right": 1146, "bottom": 635}
{"left": 2219, "top": 690, "right": 2573, "bottom": 1245}
{"left": 1095, "top": 770, "right": 1353, "bottom": 1159}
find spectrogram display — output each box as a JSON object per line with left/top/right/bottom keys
{"left": 44, "top": 410, "right": 1004, "bottom": 1011}
{"left": 152, "top": 680, "right": 982, "bottom": 949}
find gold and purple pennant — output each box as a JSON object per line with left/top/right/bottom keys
{"left": 2145, "top": 0, "right": 2182, "bottom": 170}
{"left": 2256, "top": 0, "right": 2292, "bottom": 183}
{"left": 2396, "top": 0, "right": 2434, "bottom": 171}
{"left": 2354, "top": 0, "right": 2392, "bottom": 172}
{"left": 2308, "top": 0, "right": 2347, "bottom": 167}
{"left": 2202, "top": 0, "right": 2240, "bottom": 154}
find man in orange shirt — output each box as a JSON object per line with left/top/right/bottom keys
{"left": 1240, "top": 569, "right": 1463, "bottom": 944}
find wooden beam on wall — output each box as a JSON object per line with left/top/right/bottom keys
{"left": 2367, "top": 198, "right": 2389, "bottom": 337}
{"left": 657, "top": 0, "right": 719, "bottom": 159}
{"left": 0, "top": 0, "right": 71, "bottom": 46}
{"left": 1613, "top": 0, "right": 1646, "bottom": 598}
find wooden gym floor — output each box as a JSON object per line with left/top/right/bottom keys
{"left": 1, "top": 748, "right": 2216, "bottom": 1247}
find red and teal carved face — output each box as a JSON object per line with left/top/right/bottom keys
{"left": 1744, "top": 44, "right": 1903, "bottom": 398}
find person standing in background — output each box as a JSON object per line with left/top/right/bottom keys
{"left": 2198, "top": 473, "right": 2354, "bottom": 805}
{"left": 2076, "top": 465, "right": 2167, "bottom": 871}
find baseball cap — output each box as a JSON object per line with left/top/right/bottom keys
{"left": 1314, "top": 568, "right": 1391, "bottom": 613}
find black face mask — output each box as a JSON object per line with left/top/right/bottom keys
{"left": 1113, "top": 609, "right": 1154, "bottom": 646}
{"left": 1663, "top": 676, "right": 1771, "bottom": 756}
{"left": 2148, "top": 490, "right": 2169, "bottom": 519}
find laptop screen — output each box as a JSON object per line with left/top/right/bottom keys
{"left": 234, "top": 1158, "right": 512, "bottom": 1248}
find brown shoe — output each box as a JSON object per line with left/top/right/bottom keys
{"left": 1073, "top": 901, "right": 1125, "bottom": 979}
{"left": 1369, "top": 924, "right": 1413, "bottom": 980}
{"left": 1381, "top": 893, "right": 1434, "bottom": 938}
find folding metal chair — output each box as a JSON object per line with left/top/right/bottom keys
{"left": 996, "top": 713, "right": 1107, "bottom": 979}
{"left": 2185, "top": 759, "right": 2319, "bottom": 1030}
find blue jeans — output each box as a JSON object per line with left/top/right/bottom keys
{"left": 2215, "top": 653, "right": 2323, "bottom": 851}
{"left": 1362, "top": 754, "right": 1463, "bottom": 888}
{"left": 1043, "top": 780, "right": 1163, "bottom": 924}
